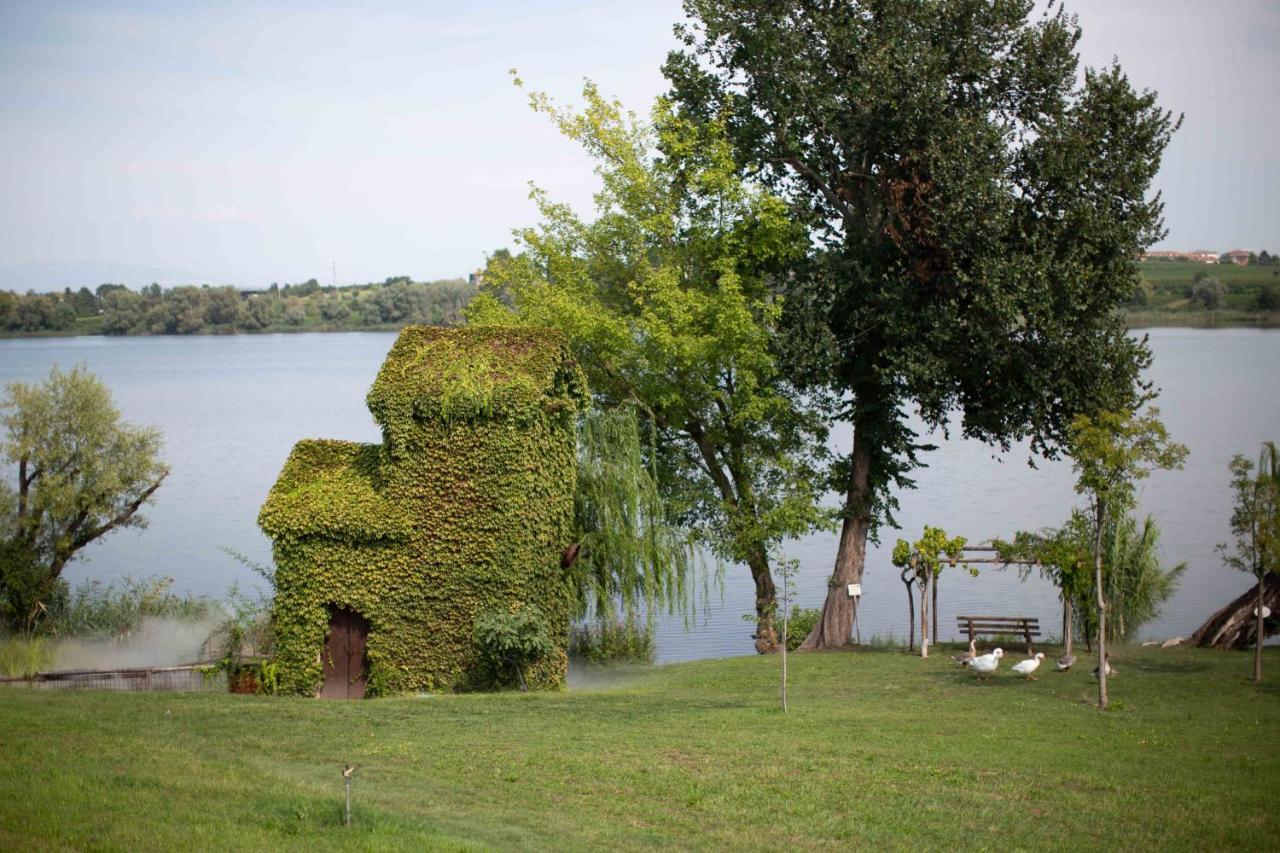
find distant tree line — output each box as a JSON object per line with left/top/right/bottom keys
{"left": 0, "top": 277, "right": 477, "bottom": 336}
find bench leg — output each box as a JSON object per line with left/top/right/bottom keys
{"left": 1025, "top": 627, "right": 1033, "bottom": 655}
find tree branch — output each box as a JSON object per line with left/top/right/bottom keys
{"left": 49, "top": 472, "right": 168, "bottom": 579}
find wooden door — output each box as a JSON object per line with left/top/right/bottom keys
{"left": 320, "top": 607, "right": 369, "bottom": 699}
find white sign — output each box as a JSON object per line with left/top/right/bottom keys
{"left": 1254, "top": 605, "right": 1272, "bottom": 619}
{"left": 847, "top": 583, "right": 862, "bottom": 598}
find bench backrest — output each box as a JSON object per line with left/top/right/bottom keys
{"left": 956, "top": 616, "right": 1040, "bottom": 630}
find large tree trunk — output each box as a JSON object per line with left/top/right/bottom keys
{"left": 1094, "top": 502, "right": 1108, "bottom": 710}
{"left": 1190, "top": 571, "right": 1280, "bottom": 650}
{"left": 749, "top": 548, "right": 779, "bottom": 654}
{"left": 799, "top": 422, "right": 872, "bottom": 650}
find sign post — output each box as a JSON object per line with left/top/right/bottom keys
{"left": 847, "top": 583, "right": 862, "bottom": 645}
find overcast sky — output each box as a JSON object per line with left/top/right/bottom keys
{"left": 1, "top": 0, "right": 1276, "bottom": 290}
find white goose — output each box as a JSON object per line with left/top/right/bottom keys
{"left": 968, "top": 647, "right": 1003, "bottom": 680}
{"left": 1091, "top": 653, "right": 1116, "bottom": 679}
{"left": 1012, "top": 652, "right": 1045, "bottom": 680}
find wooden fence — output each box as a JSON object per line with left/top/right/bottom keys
{"left": 0, "top": 663, "right": 225, "bottom": 693}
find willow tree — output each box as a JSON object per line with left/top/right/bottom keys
{"left": 665, "top": 0, "right": 1178, "bottom": 649}
{"left": 568, "top": 405, "right": 699, "bottom": 627}
{"left": 469, "top": 82, "right": 833, "bottom": 652}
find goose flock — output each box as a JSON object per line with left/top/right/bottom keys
{"left": 955, "top": 646, "right": 1112, "bottom": 682}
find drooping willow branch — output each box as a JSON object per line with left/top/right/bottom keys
{"left": 569, "top": 405, "right": 706, "bottom": 626}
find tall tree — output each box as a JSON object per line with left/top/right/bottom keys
{"left": 665, "top": 0, "right": 1178, "bottom": 649}
{"left": 1220, "top": 442, "right": 1280, "bottom": 683}
{"left": 0, "top": 365, "right": 168, "bottom": 632}
{"left": 1068, "top": 408, "right": 1186, "bottom": 709}
{"left": 469, "top": 82, "right": 833, "bottom": 652}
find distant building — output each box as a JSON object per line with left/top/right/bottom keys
{"left": 1142, "top": 250, "right": 1218, "bottom": 263}
{"left": 1221, "top": 249, "right": 1252, "bottom": 267}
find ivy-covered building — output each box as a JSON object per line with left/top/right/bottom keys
{"left": 258, "top": 325, "right": 588, "bottom": 696}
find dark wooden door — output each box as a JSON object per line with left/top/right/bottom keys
{"left": 320, "top": 607, "right": 369, "bottom": 700}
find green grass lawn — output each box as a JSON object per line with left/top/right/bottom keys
{"left": 2, "top": 644, "right": 1277, "bottom": 851}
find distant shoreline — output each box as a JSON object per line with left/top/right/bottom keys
{"left": 2, "top": 313, "right": 1278, "bottom": 342}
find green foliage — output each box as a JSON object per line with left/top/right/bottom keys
{"left": 468, "top": 79, "right": 833, "bottom": 652}
{"left": 667, "top": 1, "right": 1171, "bottom": 544}
{"left": 1257, "top": 285, "right": 1280, "bottom": 312}
{"left": 0, "top": 635, "right": 54, "bottom": 678}
{"left": 1186, "top": 274, "right": 1227, "bottom": 310}
{"left": 45, "top": 576, "right": 218, "bottom": 641}
{"left": 1220, "top": 442, "right": 1280, "bottom": 581}
{"left": 784, "top": 607, "right": 820, "bottom": 652}
{"left": 86, "top": 277, "right": 475, "bottom": 337}
{"left": 473, "top": 606, "right": 555, "bottom": 691}
{"left": 891, "top": 526, "right": 969, "bottom": 580}
{"left": 1001, "top": 507, "right": 1185, "bottom": 645}
{"left": 0, "top": 365, "right": 168, "bottom": 632}
{"left": 260, "top": 326, "right": 586, "bottom": 695}
{"left": 1097, "top": 512, "right": 1185, "bottom": 642}
{"left": 570, "top": 406, "right": 699, "bottom": 625}
{"left": 995, "top": 523, "right": 1092, "bottom": 606}
{"left": 1068, "top": 408, "right": 1188, "bottom": 519}
{"left": 568, "top": 620, "right": 656, "bottom": 666}
{"left": 0, "top": 540, "right": 64, "bottom": 634}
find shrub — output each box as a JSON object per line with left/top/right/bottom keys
{"left": 1256, "top": 284, "right": 1279, "bottom": 312}
{"left": 473, "top": 606, "right": 555, "bottom": 691}
{"left": 569, "top": 621, "right": 655, "bottom": 666}
{"left": 0, "top": 540, "right": 66, "bottom": 635}
{"left": 784, "top": 607, "right": 821, "bottom": 651}
{"left": 1187, "top": 274, "right": 1226, "bottom": 310}
{"left": 0, "top": 635, "right": 54, "bottom": 678}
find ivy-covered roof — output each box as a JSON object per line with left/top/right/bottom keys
{"left": 366, "top": 325, "right": 587, "bottom": 424}
{"left": 257, "top": 440, "right": 412, "bottom": 541}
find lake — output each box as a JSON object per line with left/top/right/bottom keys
{"left": 1, "top": 328, "right": 1276, "bottom": 662}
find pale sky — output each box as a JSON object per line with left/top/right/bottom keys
{"left": 1, "top": 0, "right": 1276, "bottom": 290}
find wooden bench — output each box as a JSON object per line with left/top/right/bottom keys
{"left": 956, "top": 616, "right": 1041, "bottom": 654}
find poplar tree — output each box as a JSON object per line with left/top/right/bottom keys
{"left": 665, "top": 0, "right": 1179, "bottom": 648}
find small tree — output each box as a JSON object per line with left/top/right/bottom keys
{"left": 1219, "top": 442, "right": 1280, "bottom": 682}
{"left": 891, "top": 526, "right": 967, "bottom": 658}
{"left": 1069, "top": 408, "right": 1187, "bottom": 709}
{"left": 0, "top": 365, "right": 168, "bottom": 633}
{"left": 774, "top": 547, "right": 799, "bottom": 713}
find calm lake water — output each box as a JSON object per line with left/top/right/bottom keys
{"left": 1, "top": 328, "right": 1276, "bottom": 662}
